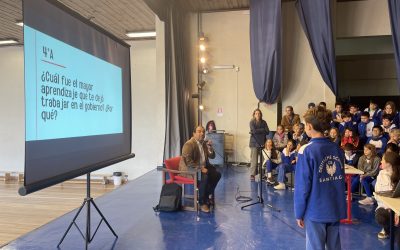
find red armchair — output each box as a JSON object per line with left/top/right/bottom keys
{"left": 163, "top": 156, "right": 199, "bottom": 211}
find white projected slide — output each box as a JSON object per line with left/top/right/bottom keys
{"left": 24, "top": 25, "right": 123, "bottom": 141}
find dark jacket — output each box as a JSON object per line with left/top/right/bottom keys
{"left": 249, "top": 119, "right": 269, "bottom": 147}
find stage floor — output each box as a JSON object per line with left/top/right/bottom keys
{"left": 2, "top": 165, "right": 388, "bottom": 250}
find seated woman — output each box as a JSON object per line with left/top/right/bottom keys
{"left": 350, "top": 144, "right": 380, "bottom": 205}
{"left": 263, "top": 138, "right": 282, "bottom": 184}
{"left": 274, "top": 139, "right": 297, "bottom": 190}
{"left": 273, "top": 124, "right": 288, "bottom": 151}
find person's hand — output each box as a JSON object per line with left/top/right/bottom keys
{"left": 395, "top": 213, "right": 399, "bottom": 226}
{"left": 291, "top": 160, "right": 296, "bottom": 164}
{"left": 296, "top": 219, "right": 304, "bottom": 228}
{"left": 206, "top": 140, "right": 213, "bottom": 148}
{"left": 201, "top": 167, "right": 208, "bottom": 174}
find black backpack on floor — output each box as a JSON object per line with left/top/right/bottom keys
{"left": 153, "top": 183, "right": 182, "bottom": 212}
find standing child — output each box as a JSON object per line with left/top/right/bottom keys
{"left": 351, "top": 144, "right": 381, "bottom": 205}
{"left": 295, "top": 107, "right": 346, "bottom": 250}
{"left": 375, "top": 152, "right": 400, "bottom": 239}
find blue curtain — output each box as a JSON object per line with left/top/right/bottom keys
{"left": 249, "top": 0, "right": 281, "bottom": 104}
{"left": 296, "top": 0, "right": 338, "bottom": 95}
{"left": 388, "top": 0, "right": 400, "bottom": 92}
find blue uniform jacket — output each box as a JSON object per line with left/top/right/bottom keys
{"left": 294, "top": 137, "right": 346, "bottom": 222}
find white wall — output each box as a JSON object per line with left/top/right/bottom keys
{"left": 0, "top": 39, "right": 164, "bottom": 181}
{"left": 336, "top": 0, "right": 391, "bottom": 38}
{"left": 0, "top": 46, "right": 25, "bottom": 172}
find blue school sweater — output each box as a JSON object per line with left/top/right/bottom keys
{"left": 294, "top": 137, "right": 346, "bottom": 222}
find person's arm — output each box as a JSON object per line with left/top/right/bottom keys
{"left": 294, "top": 148, "right": 312, "bottom": 224}
{"left": 181, "top": 142, "right": 199, "bottom": 169}
{"left": 274, "top": 151, "right": 282, "bottom": 164}
{"left": 250, "top": 120, "right": 268, "bottom": 134}
{"left": 205, "top": 142, "right": 215, "bottom": 159}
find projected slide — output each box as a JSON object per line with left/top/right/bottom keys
{"left": 25, "top": 25, "right": 123, "bottom": 141}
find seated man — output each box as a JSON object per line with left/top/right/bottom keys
{"left": 179, "top": 125, "right": 221, "bottom": 213}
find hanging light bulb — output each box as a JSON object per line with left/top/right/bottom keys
{"left": 200, "top": 57, "right": 206, "bottom": 64}
{"left": 199, "top": 44, "right": 206, "bottom": 51}
{"left": 199, "top": 104, "right": 204, "bottom": 110}
{"left": 202, "top": 67, "right": 209, "bottom": 74}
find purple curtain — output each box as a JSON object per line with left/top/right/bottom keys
{"left": 388, "top": 0, "right": 400, "bottom": 91}
{"left": 249, "top": 0, "right": 282, "bottom": 104}
{"left": 296, "top": 0, "right": 338, "bottom": 95}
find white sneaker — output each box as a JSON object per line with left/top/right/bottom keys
{"left": 378, "top": 228, "right": 389, "bottom": 239}
{"left": 358, "top": 197, "right": 374, "bottom": 205}
{"left": 274, "top": 183, "right": 286, "bottom": 190}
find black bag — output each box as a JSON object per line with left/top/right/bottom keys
{"left": 153, "top": 183, "right": 182, "bottom": 212}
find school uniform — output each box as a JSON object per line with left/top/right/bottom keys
{"left": 295, "top": 137, "right": 346, "bottom": 250}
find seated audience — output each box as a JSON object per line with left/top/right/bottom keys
{"left": 273, "top": 125, "right": 288, "bottom": 151}
{"left": 264, "top": 138, "right": 282, "bottom": 184}
{"left": 375, "top": 152, "right": 400, "bottom": 239}
{"left": 351, "top": 144, "right": 380, "bottom": 205}
{"left": 367, "top": 126, "right": 388, "bottom": 156}
{"left": 274, "top": 139, "right": 297, "bottom": 190}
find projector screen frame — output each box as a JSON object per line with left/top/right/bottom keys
{"left": 20, "top": 0, "right": 134, "bottom": 196}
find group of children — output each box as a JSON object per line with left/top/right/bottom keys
{"left": 259, "top": 100, "right": 400, "bottom": 240}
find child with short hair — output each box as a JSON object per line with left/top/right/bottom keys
{"left": 364, "top": 100, "right": 382, "bottom": 125}
{"left": 273, "top": 125, "right": 288, "bottom": 151}
{"left": 331, "top": 102, "right": 343, "bottom": 128}
{"left": 351, "top": 144, "right": 381, "bottom": 205}
{"left": 338, "top": 112, "right": 354, "bottom": 135}
{"left": 349, "top": 104, "right": 361, "bottom": 125}
{"left": 381, "top": 114, "right": 397, "bottom": 140}
{"left": 367, "top": 126, "right": 388, "bottom": 156}
{"left": 358, "top": 111, "right": 375, "bottom": 147}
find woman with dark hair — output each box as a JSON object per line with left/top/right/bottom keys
{"left": 249, "top": 108, "right": 270, "bottom": 181}
{"left": 375, "top": 151, "right": 400, "bottom": 239}
{"left": 294, "top": 105, "right": 346, "bottom": 249}
{"left": 205, "top": 120, "right": 216, "bottom": 133}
